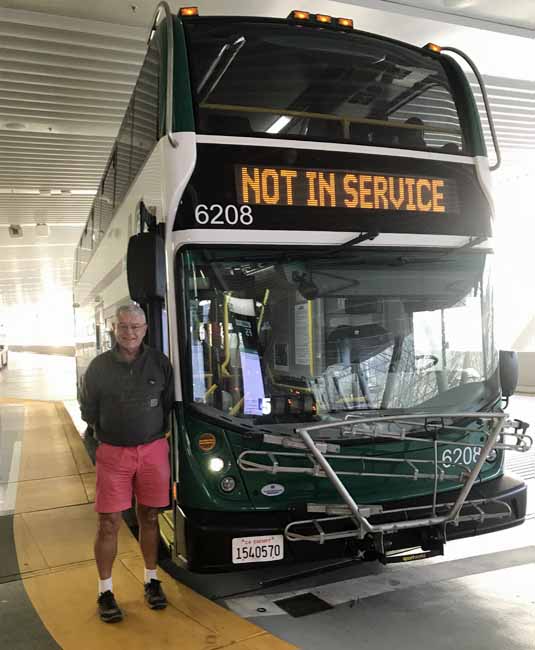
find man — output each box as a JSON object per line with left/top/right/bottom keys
{"left": 80, "top": 303, "right": 173, "bottom": 623}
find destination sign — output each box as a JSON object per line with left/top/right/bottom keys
{"left": 235, "top": 165, "right": 458, "bottom": 214}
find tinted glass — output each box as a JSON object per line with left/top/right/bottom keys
{"left": 182, "top": 248, "right": 497, "bottom": 428}
{"left": 185, "top": 20, "right": 465, "bottom": 153}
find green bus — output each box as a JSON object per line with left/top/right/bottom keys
{"left": 73, "top": 3, "right": 531, "bottom": 572}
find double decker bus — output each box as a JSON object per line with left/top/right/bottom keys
{"left": 73, "top": 4, "right": 531, "bottom": 572}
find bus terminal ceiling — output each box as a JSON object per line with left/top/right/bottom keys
{"left": 0, "top": 0, "right": 533, "bottom": 347}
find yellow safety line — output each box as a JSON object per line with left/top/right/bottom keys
{"left": 15, "top": 401, "right": 298, "bottom": 649}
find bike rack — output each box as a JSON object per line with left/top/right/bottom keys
{"left": 237, "top": 412, "right": 531, "bottom": 546}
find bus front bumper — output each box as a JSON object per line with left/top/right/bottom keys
{"left": 179, "top": 473, "right": 527, "bottom": 573}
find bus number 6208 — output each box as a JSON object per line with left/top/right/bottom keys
{"left": 194, "top": 204, "right": 253, "bottom": 226}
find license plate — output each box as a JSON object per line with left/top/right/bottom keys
{"left": 231, "top": 534, "right": 284, "bottom": 564}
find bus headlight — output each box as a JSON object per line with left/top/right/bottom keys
{"left": 209, "top": 457, "right": 225, "bottom": 472}
{"left": 220, "top": 476, "right": 236, "bottom": 492}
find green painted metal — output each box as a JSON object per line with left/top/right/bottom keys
{"left": 176, "top": 408, "right": 504, "bottom": 512}
{"left": 172, "top": 16, "right": 195, "bottom": 133}
{"left": 157, "top": 16, "right": 195, "bottom": 136}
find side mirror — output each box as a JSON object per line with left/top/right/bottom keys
{"left": 499, "top": 350, "right": 518, "bottom": 398}
{"left": 127, "top": 232, "right": 166, "bottom": 302}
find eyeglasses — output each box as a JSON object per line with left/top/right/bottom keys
{"left": 117, "top": 324, "right": 146, "bottom": 332}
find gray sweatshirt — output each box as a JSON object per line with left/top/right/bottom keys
{"left": 79, "top": 344, "right": 174, "bottom": 447}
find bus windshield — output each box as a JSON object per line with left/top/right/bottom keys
{"left": 185, "top": 19, "right": 465, "bottom": 153}
{"left": 183, "top": 248, "right": 498, "bottom": 426}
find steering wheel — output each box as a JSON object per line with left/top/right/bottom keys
{"left": 415, "top": 354, "right": 439, "bottom": 371}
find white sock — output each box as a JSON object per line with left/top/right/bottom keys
{"left": 98, "top": 577, "right": 113, "bottom": 594}
{"left": 144, "top": 568, "right": 158, "bottom": 584}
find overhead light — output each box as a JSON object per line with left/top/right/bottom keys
{"left": 8, "top": 225, "right": 23, "bottom": 238}
{"left": 69, "top": 189, "right": 97, "bottom": 195}
{"left": 4, "top": 122, "right": 26, "bottom": 130}
{"left": 35, "top": 224, "right": 49, "bottom": 237}
{"left": 442, "top": 0, "right": 475, "bottom": 8}
{"left": 0, "top": 188, "right": 40, "bottom": 195}
{"left": 267, "top": 116, "right": 291, "bottom": 134}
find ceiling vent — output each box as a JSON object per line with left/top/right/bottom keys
{"left": 8, "top": 224, "right": 23, "bottom": 238}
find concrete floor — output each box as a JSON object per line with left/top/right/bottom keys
{"left": 0, "top": 351, "right": 76, "bottom": 402}
{"left": 1, "top": 352, "right": 534, "bottom": 650}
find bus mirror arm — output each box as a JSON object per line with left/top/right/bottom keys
{"left": 440, "top": 47, "right": 501, "bottom": 172}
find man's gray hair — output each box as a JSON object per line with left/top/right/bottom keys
{"left": 116, "top": 303, "right": 146, "bottom": 322}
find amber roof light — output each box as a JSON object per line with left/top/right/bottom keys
{"left": 290, "top": 10, "right": 311, "bottom": 20}
{"left": 337, "top": 17, "right": 354, "bottom": 28}
{"left": 315, "top": 13, "right": 333, "bottom": 23}
{"left": 179, "top": 6, "right": 199, "bottom": 17}
{"left": 425, "top": 42, "right": 442, "bottom": 53}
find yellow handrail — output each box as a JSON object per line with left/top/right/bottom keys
{"left": 220, "top": 293, "right": 232, "bottom": 378}
{"left": 200, "top": 102, "right": 461, "bottom": 136}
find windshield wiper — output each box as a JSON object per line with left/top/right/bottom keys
{"left": 393, "top": 235, "right": 488, "bottom": 266}
{"left": 280, "top": 231, "right": 380, "bottom": 262}
{"left": 320, "top": 231, "right": 380, "bottom": 256}
{"left": 197, "top": 36, "right": 246, "bottom": 103}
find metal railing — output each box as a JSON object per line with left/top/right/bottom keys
{"left": 237, "top": 412, "right": 531, "bottom": 543}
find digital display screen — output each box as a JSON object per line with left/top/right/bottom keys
{"left": 235, "top": 164, "right": 458, "bottom": 214}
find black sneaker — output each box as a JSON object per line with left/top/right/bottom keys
{"left": 144, "top": 579, "right": 167, "bottom": 610}
{"left": 97, "top": 590, "right": 123, "bottom": 623}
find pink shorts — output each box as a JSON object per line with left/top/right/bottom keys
{"left": 95, "top": 437, "right": 170, "bottom": 513}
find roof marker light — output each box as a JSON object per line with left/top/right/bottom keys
{"left": 315, "top": 14, "right": 332, "bottom": 23}
{"left": 179, "top": 6, "right": 199, "bottom": 17}
{"left": 337, "top": 17, "right": 353, "bottom": 28}
{"left": 289, "top": 10, "right": 311, "bottom": 20}
{"left": 425, "top": 42, "right": 442, "bottom": 53}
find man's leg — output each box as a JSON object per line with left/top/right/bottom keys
{"left": 136, "top": 503, "right": 167, "bottom": 609}
{"left": 95, "top": 512, "right": 123, "bottom": 578}
{"left": 134, "top": 439, "right": 170, "bottom": 609}
{"left": 136, "top": 504, "right": 160, "bottom": 570}
{"left": 95, "top": 512, "right": 123, "bottom": 622}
